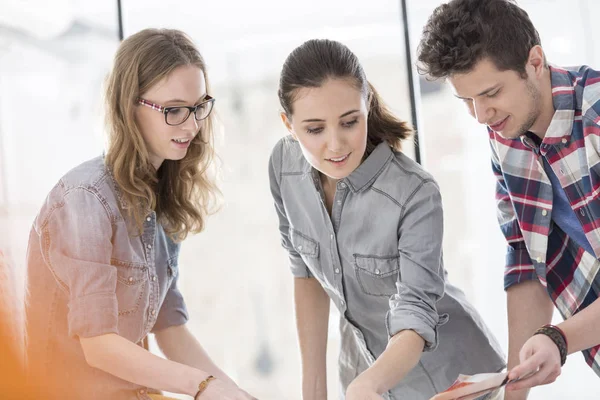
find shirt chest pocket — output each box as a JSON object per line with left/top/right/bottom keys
{"left": 353, "top": 255, "right": 399, "bottom": 297}
{"left": 112, "top": 259, "right": 149, "bottom": 316}
{"left": 289, "top": 229, "right": 321, "bottom": 274}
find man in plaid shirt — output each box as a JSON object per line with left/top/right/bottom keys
{"left": 418, "top": 0, "right": 600, "bottom": 399}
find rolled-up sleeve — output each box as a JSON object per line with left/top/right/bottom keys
{"left": 386, "top": 180, "right": 445, "bottom": 352}
{"left": 152, "top": 259, "right": 189, "bottom": 332}
{"left": 489, "top": 142, "right": 536, "bottom": 290}
{"left": 39, "top": 187, "right": 118, "bottom": 339}
{"left": 268, "top": 141, "right": 313, "bottom": 278}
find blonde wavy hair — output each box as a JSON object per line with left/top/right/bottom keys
{"left": 104, "top": 28, "right": 220, "bottom": 241}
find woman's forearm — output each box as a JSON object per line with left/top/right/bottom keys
{"left": 350, "top": 330, "right": 424, "bottom": 394}
{"left": 155, "top": 324, "right": 235, "bottom": 386}
{"left": 80, "top": 333, "right": 209, "bottom": 396}
{"left": 295, "top": 277, "right": 330, "bottom": 400}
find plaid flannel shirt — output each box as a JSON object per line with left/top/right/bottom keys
{"left": 489, "top": 65, "right": 600, "bottom": 374}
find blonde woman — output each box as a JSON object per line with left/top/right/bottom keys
{"left": 26, "top": 29, "right": 255, "bottom": 400}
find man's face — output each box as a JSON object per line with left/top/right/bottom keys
{"left": 448, "top": 58, "right": 541, "bottom": 139}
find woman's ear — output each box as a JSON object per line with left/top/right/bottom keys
{"left": 280, "top": 112, "right": 297, "bottom": 140}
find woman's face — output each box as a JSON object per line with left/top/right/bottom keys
{"left": 282, "top": 78, "right": 368, "bottom": 181}
{"left": 135, "top": 65, "right": 207, "bottom": 170}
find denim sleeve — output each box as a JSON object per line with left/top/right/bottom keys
{"left": 152, "top": 258, "right": 189, "bottom": 332}
{"left": 268, "top": 142, "right": 313, "bottom": 278}
{"left": 38, "top": 187, "right": 119, "bottom": 338}
{"left": 386, "top": 180, "right": 445, "bottom": 352}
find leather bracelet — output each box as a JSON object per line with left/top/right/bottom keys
{"left": 543, "top": 324, "right": 569, "bottom": 351}
{"left": 533, "top": 325, "right": 568, "bottom": 366}
{"left": 195, "top": 375, "right": 216, "bottom": 399}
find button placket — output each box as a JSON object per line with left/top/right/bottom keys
{"left": 141, "top": 220, "right": 157, "bottom": 333}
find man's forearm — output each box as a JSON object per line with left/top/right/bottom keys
{"left": 505, "top": 279, "right": 554, "bottom": 399}
{"left": 558, "top": 296, "right": 600, "bottom": 354}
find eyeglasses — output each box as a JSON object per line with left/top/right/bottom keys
{"left": 137, "top": 96, "right": 215, "bottom": 126}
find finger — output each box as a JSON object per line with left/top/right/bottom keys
{"left": 508, "top": 362, "right": 554, "bottom": 391}
{"left": 519, "top": 343, "right": 535, "bottom": 363}
{"left": 509, "top": 353, "right": 543, "bottom": 380}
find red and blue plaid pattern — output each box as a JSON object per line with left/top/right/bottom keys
{"left": 490, "top": 65, "right": 600, "bottom": 375}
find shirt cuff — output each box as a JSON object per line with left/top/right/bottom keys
{"left": 289, "top": 254, "right": 314, "bottom": 278}
{"left": 386, "top": 298, "right": 445, "bottom": 352}
{"left": 504, "top": 245, "right": 537, "bottom": 290}
{"left": 152, "top": 308, "right": 189, "bottom": 332}
{"left": 68, "top": 293, "right": 119, "bottom": 338}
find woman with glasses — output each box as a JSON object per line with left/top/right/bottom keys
{"left": 25, "top": 29, "right": 255, "bottom": 400}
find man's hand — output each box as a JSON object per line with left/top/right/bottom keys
{"left": 506, "top": 334, "right": 562, "bottom": 392}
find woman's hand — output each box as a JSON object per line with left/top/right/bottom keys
{"left": 197, "top": 379, "right": 257, "bottom": 400}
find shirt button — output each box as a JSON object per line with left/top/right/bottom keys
{"left": 536, "top": 256, "right": 543, "bottom": 263}
{"left": 337, "top": 200, "right": 342, "bottom": 205}
{"left": 146, "top": 244, "right": 152, "bottom": 249}
{"left": 297, "top": 245, "right": 303, "bottom": 251}
{"left": 338, "top": 182, "right": 346, "bottom": 189}
{"left": 139, "top": 389, "right": 145, "bottom": 394}
{"left": 580, "top": 209, "right": 585, "bottom": 216}
{"left": 375, "top": 269, "right": 381, "bottom": 275}
{"left": 561, "top": 138, "right": 567, "bottom": 144}
{"left": 335, "top": 268, "right": 340, "bottom": 274}
{"left": 542, "top": 210, "right": 548, "bottom": 216}
{"left": 340, "top": 300, "right": 345, "bottom": 306}
{"left": 128, "top": 276, "right": 134, "bottom": 283}
{"left": 150, "top": 309, "right": 156, "bottom": 316}
{"left": 330, "top": 234, "right": 334, "bottom": 240}
{"left": 152, "top": 276, "right": 157, "bottom": 282}
{"left": 146, "top": 217, "right": 151, "bottom": 222}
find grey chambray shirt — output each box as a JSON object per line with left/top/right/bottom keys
{"left": 26, "top": 156, "right": 188, "bottom": 400}
{"left": 269, "top": 137, "right": 506, "bottom": 400}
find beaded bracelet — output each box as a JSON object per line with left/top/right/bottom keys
{"left": 533, "top": 324, "right": 568, "bottom": 366}
{"left": 195, "top": 375, "right": 216, "bottom": 399}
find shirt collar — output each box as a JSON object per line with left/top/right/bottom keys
{"left": 345, "top": 142, "right": 393, "bottom": 192}
{"left": 543, "top": 65, "right": 577, "bottom": 146}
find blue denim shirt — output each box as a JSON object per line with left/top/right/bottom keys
{"left": 26, "top": 156, "right": 188, "bottom": 400}
{"left": 269, "top": 137, "right": 506, "bottom": 399}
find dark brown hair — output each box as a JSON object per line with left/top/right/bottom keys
{"left": 417, "top": 0, "right": 543, "bottom": 79}
{"left": 278, "top": 39, "right": 411, "bottom": 154}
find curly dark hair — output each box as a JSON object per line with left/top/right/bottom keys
{"left": 417, "top": 0, "right": 543, "bottom": 79}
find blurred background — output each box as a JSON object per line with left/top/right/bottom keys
{"left": 1, "top": 0, "right": 598, "bottom": 398}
